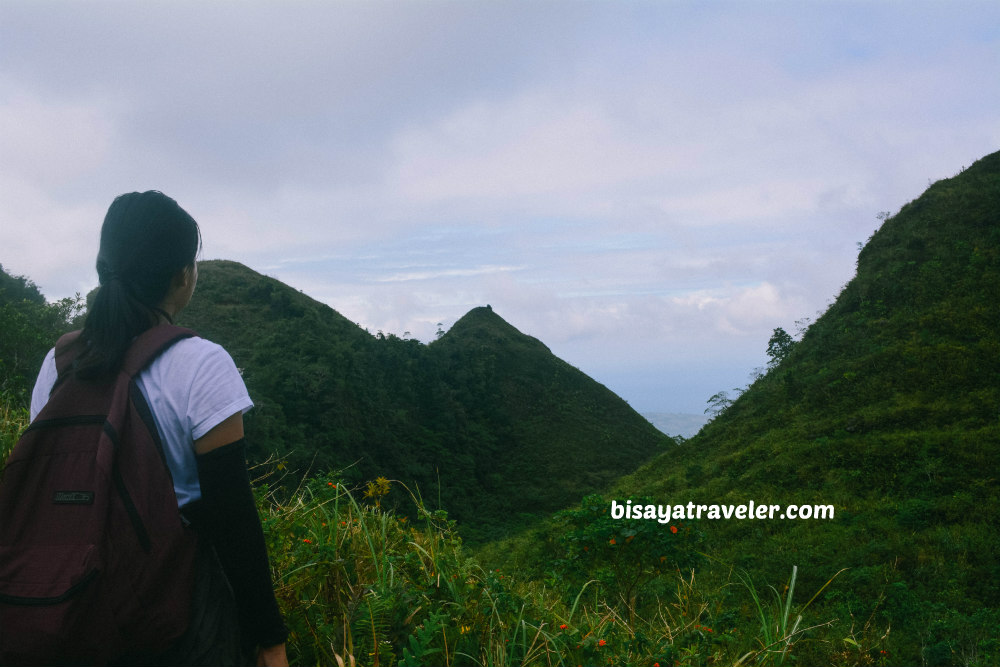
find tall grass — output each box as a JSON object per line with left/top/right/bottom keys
{"left": 733, "top": 565, "right": 844, "bottom": 665}
{"left": 0, "top": 394, "right": 28, "bottom": 463}
{"left": 254, "top": 466, "right": 860, "bottom": 667}
{"left": 0, "top": 402, "right": 882, "bottom": 666}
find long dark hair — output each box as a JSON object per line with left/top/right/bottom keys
{"left": 74, "top": 191, "right": 201, "bottom": 381}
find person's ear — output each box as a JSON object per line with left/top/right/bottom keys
{"left": 174, "top": 264, "right": 195, "bottom": 289}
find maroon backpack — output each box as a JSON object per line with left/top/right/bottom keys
{"left": 0, "top": 324, "right": 200, "bottom": 666}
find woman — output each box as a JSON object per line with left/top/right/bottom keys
{"left": 29, "top": 191, "right": 289, "bottom": 666}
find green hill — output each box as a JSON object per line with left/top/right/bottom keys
{"left": 177, "top": 261, "right": 670, "bottom": 540}
{"left": 486, "top": 150, "right": 1000, "bottom": 664}
{"left": 1, "top": 257, "right": 670, "bottom": 541}
{"left": 429, "top": 305, "right": 668, "bottom": 526}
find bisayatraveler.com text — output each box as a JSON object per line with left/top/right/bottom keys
{"left": 611, "top": 499, "right": 835, "bottom": 522}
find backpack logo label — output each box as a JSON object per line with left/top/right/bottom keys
{"left": 53, "top": 491, "right": 95, "bottom": 505}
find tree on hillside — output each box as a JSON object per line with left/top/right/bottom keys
{"left": 704, "top": 390, "right": 736, "bottom": 418}
{"left": 0, "top": 265, "right": 83, "bottom": 404}
{"left": 765, "top": 326, "right": 795, "bottom": 368}
{"left": 0, "top": 265, "right": 46, "bottom": 306}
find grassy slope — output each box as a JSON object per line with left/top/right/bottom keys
{"left": 484, "top": 150, "right": 1000, "bottom": 664}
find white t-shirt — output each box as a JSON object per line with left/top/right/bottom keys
{"left": 30, "top": 337, "right": 253, "bottom": 508}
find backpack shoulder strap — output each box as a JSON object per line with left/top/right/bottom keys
{"left": 53, "top": 330, "right": 83, "bottom": 378}
{"left": 121, "top": 324, "right": 198, "bottom": 378}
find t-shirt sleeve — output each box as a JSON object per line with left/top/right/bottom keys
{"left": 185, "top": 342, "right": 254, "bottom": 442}
{"left": 29, "top": 347, "right": 58, "bottom": 422}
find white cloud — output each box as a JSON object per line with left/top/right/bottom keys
{"left": 0, "top": 84, "right": 115, "bottom": 184}
{"left": 1, "top": 1, "right": 997, "bottom": 413}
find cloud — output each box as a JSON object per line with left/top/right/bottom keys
{"left": 2, "top": 1, "right": 997, "bottom": 413}
{"left": 376, "top": 264, "right": 524, "bottom": 284}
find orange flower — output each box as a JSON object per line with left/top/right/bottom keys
{"left": 609, "top": 537, "right": 617, "bottom": 545}
{"left": 559, "top": 624, "right": 568, "bottom": 630}
{"left": 670, "top": 525, "right": 678, "bottom": 534}
{"left": 598, "top": 639, "right": 607, "bottom": 647}
{"left": 302, "top": 538, "right": 312, "bottom": 544}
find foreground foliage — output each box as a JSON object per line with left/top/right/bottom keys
{"left": 0, "top": 406, "right": 899, "bottom": 666}
{"left": 259, "top": 470, "right": 885, "bottom": 667}
{"left": 0, "top": 390, "right": 990, "bottom": 667}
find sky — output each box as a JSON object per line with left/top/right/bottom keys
{"left": 1, "top": 1, "right": 998, "bottom": 415}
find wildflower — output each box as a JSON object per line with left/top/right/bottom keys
{"left": 670, "top": 525, "right": 678, "bottom": 534}
{"left": 625, "top": 535, "right": 634, "bottom": 543}
{"left": 609, "top": 537, "right": 617, "bottom": 545}
{"left": 302, "top": 539, "right": 312, "bottom": 544}
{"left": 559, "top": 624, "right": 568, "bottom": 630}
{"left": 598, "top": 639, "right": 607, "bottom": 647}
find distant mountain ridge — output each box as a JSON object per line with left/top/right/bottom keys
{"left": 640, "top": 412, "right": 708, "bottom": 439}
{"left": 178, "top": 261, "right": 671, "bottom": 540}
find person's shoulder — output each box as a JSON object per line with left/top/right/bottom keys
{"left": 170, "top": 335, "right": 230, "bottom": 358}
{"left": 156, "top": 335, "right": 239, "bottom": 373}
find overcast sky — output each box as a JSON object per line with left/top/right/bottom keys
{"left": 2, "top": 1, "right": 998, "bottom": 414}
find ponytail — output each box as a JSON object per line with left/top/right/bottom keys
{"left": 73, "top": 191, "right": 201, "bottom": 381}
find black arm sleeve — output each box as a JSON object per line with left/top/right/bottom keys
{"left": 191, "top": 439, "right": 288, "bottom": 649}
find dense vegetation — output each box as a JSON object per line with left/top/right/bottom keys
{"left": 178, "top": 262, "right": 669, "bottom": 540}
{"left": 0, "top": 265, "right": 83, "bottom": 405}
{"left": 3, "top": 148, "right": 998, "bottom": 665}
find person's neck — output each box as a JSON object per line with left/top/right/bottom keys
{"left": 154, "top": 306, "right": 176, "bottom": 324}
